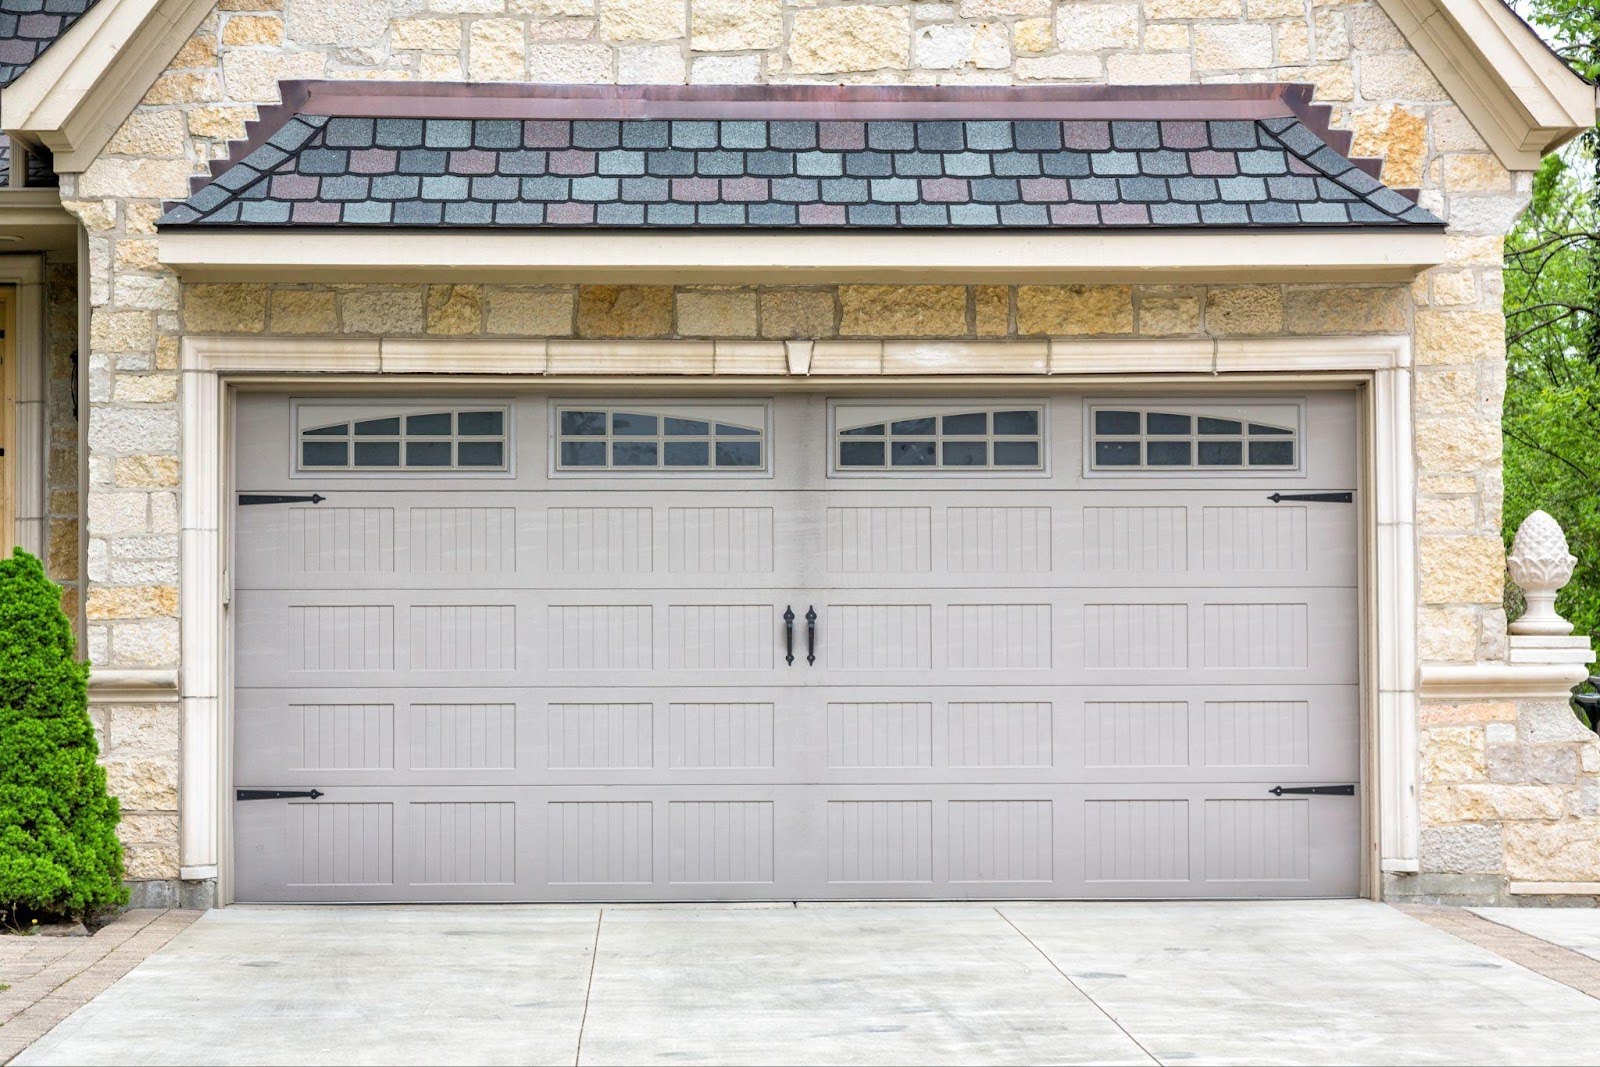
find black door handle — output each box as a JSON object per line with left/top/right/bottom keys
{"left": 806, "top": 606, "right": 817, "bottom": 665}
{"left": 1268, "top": 784, "right": 1355, "bottom": 796}
{"left": 783, "top": 606, "right": 795, "bottom": 665}
{"left": 237, "top": 789, "right": 324, "bottom": 801}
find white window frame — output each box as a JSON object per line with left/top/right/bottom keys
{"left": 547, "top": 399, "right": 773, "bottom": 477}
{"left": 827, "top": 399, "right": 1050, "bottom": 478}
{"left": 288, "top": 398, "right": 515, "bottom": 479}
{"left": 1081, "top": 397, "right": 1307, "bottom": 479}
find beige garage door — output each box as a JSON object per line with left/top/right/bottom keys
{"left": 232, "top": 390, "right": 1361, "bottom": 901}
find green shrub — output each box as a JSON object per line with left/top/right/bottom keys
{"left": 0, "top": 548, "right": 127, "bottom": 921}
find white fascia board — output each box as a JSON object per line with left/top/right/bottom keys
{"left": 158, "top": 229, "right": 1448, "bottom": 284}
{"left": 1379, "top": 0, "right": 1599, "bottom": 169}
{"left": 1, "top": 0, "right": 214, "bottom": 172}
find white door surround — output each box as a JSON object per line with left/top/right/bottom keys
{"left": 179, "top": 334, "right": 1417, "bottom": 902}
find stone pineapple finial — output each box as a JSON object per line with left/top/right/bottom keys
{"left": 1507, "top": 510, "right": 1578, "bottom": 635}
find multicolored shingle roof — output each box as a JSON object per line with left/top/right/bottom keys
{"left": 0, "top": 0, "right": 102, "bottom": 88}
{"left": 159, "top": 83, "right": 1442, "bottom": 231}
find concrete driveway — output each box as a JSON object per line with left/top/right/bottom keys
{"left": 12, "top": 901, "right": 1599, "bottom": 1066}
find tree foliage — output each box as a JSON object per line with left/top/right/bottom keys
{"left": 0, "top": 550, "right": 127, "bottom": 922}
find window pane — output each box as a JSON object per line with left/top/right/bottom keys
{"left": 613, "top": 441, "right": 658, "bottom": 466}
{"left": 561, "top": 410, "right": 606, "bottom": 436}
{"left": 407, "top": 441, "right": 451, "bottom": 466}
{"left": 353, "top": 441, "right": 400, "bottom": 466}
{"left": 1147, "top": 412, "right": 1191, "bottom": 435}
{"left": 716, "top": 423, "right": 760, "bottom": 436}
{"left": 664, "top": 441, "right": 710, "bottom": 466}
{"left": 839, "top": 441, "right": 884, "bottom": 466}
{"left": 890, "top": 441, "right": 935, "bottom": 466}
{"left": 942, "top": 412, "right": 987, "bottom": 435}
{"left": 1094, "top": 410, "right": 1139, "bottom": 435}
{"left": 993, "top": 440, "right": 1039, "bottom": 467}
{"left": 560, "top": 441, "right": 605, "bottom": 466}
{"left": 1095, "top": 440, "right": 1140, "bottom": 466}
{"left": 891, "top": 416, "right": 936, "bottom": 435}
{"left": 1248, "top": 440, "right": 1295, "bottom": 466}
{"left": 301, "top": 440, "right": 347, "bottom": 466}
{"left": 1198, "top": 416, "right": 1242, "bottom": 435}
{"left": 612, "top": 412, "right": 658, "bottom": 436}
{"left": 457, "top": 410, "right": 503, "bottom": 436}
{"left": 303, "top": 422, "right": 349, "bottom": 437}
{"left": 407, "top": 412, "right": 452, "bottom": 435}
{"left": 715, "top": 441, "right": 761, "bottom": 467}
{"left": 993, "top": 410, "right": 1038, "bottom": 435}
{"left": 1198, "top": 440, "right": 1243, "bottom": 466}
{"left": 353, "top": 417, "right": 400, "bottom": 436}
{"left": 665, "top": 417, "right": 709, "bottom": 436}
{"left": 942, "top": 441, "right": 987, "bottom": 466}
{"left": 840, "top": 423, "right": 885, "bottom": 437}
{"left": 457, "top": 441, "right": 504, "bottom": 467}
{"left": 1147, "top": 440, "right": 1192, "bottom": 466}
{"left": 1249, "top": 422, "right": 1292, "bottom": 435}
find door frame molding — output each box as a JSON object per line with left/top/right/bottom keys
{"left": 181, "top": 333, "right": 1413, "bottom": 902}
{"left": 0, "top": 255, "right": 47, "bottom": 561}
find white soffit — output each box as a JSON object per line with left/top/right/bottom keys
{"left": 157, "top": 229, "right": 1447, "bottom": 284}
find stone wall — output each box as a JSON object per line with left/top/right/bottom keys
{"left": 43, "top": 256, "right": 78, "bottom": 619}
{"left": 47, "top": 0, "right": 1554, "bottom": 898}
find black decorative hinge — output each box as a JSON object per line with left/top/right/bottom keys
{"left": 239, "top": 493, "right": 326, "bottom": 506}
{"left": 237, "top": 789, "right": 324, "bottom": 801}
{"left": 1267, "top": 492, "right": 1353, "bottom": 504}
{"left": 1269, "top": 784, "right": 1356, "bottom": 797}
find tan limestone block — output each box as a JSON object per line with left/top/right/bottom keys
{"left": 221, "top": 0, "right": 284, "bottom": 8}
{"left": 692, "top": 0, "right": 782, "bottom": 51}
{"left": 1413, "top": 365, "right": 1478, "bottom": 415}
{"left": 514, "top": 0, "right": 597, "bottom": 14}
{"left": 154, "top": 336, "right": 180, "bottom": 371}
{"left": 171, "top": 32, "right": 218, "bottom": 68}
{"left": 1313, "top": 7, "right": 1349, "bottom": 59}
{"left": 1144, "top": 0, "right": 1240, "bottom": 16}
{"left": 1014, "top": 18, "right": 1053, "bottom": 54}
{"left": 1055, "top": 4, "right": 1139, "bottom": 52}
{"left": 579, "top": 285, "right": 675, "bottom": 338}
{"left": 221, "top": 50, "right": 328, "bottom": 102}
{"left": 1204, "top": 286, "right": 1283, "bottom": 334}
{"left": 269, "top": 289, "right": 339, "bottom": 334}
{"left": 122, "top": 841, "right": 181, "bottom": 880}
{"left": 1349, "top": 3, "right": 1405, "bottom": 49}
{"left": 61, "top": 199, "right": 116, "bottom": 231}
{"left": 1505, "top": 821, "right": 1600, "bottom": 882}
{"left": 1195, "top": 23, "right": 1273, "bottom": 70}
{"left": 960, "top": 0, "right": 1051, "bottom": 14}
{"left": 1303, "top": 63, "right": 1354, "bottom": 102}
{"left": 1420, "top": 726, "right": 1487, "bottom": 783}
{"left": 1419, "top": 473, "right": 1477, "bottom": 495}
{"left": 469, "top": 19, "right": 529, "bottom": 80}
{"left": 222, "top": 14, "right": 284, "bottom": 45}
{"left": 426, "top": 285, "right": 485, "bottom": 336}
{"left": 1584, "top": 747, "right": 1600, "bottom": 774}
{"left": 677, "top": 290, "right": 758, "bottom": 337}
{"left": 124, "top": 203, "right": 167, "bottom": 235}
{"left": 760, "top": 290, "right": 836, "bottom": 339}
{"left": 974, "top": 285, "right": 1009, "bottom": 336}
{"left": 1441, "top": 154, "right": 1511, "bottom": 193}
{"left": 1137, "top": 289, "right": 1202, "bottom": 336}
{"left": 1418, "top": 605, "right": 1480, "bottom": 662}
{"left": 1276, "top": 21, "right": 1309, "bottom": 66}
{"left": 88, "top": 585, "right": 179, "bottom": 621}
{"left": 1348, "top": 105, "right": 1426, "bottom": 187}
{"left": 915, "top": 22, "right": 1012, "bottom": 70}
{"left": 528, "top": 43, "right": 613, "bottom": 82}
{"left": 528, "top": 19, "right": 599, "bottom": 42}
{"left": 1360, "top": 52, "right": 1448, "bottom": 101}
{"left": 1414, "top": 308, "right": 1503, "bottom": 366}
{"left": 104, "top": 758, "right": 179, "bottom": 812}
{"left": 618, "top": 43, "right": 687, "bottom": 83}
{"left": 789, "top": 5, "right": 911, "bottom": 74}
{"left": 184, "top": 284, "right": 268, "bottom": 333}
{"left": 1446, "top": 783, "right": 1566, "bottom": 821}
{"left": 1250, "top": 0, "right": 1306, "bottom": 16}
{"left": 106, "top": 110, "right": 188, "bottom": 158}
{"left": 601, "top": 0, "right": 687, "bottom": 41}
{"left": 114, "top": 239, "right": 162, "bottom": 273}
{"left": 486, "top": 289, "right": 575, "bottom": 336}
{"left": 118, "top": 814, "right": 180, "bottom": 853}
{"left": 48, "top": 520, "right": 79, "bottom": 581}
{"left": 1281, "top": 286, "right": 1407, "bottom": 334}
{"left": 1432, "top": 108, "right": 1490, "bottom": 153}
{"left": 341, "top": 288, "right": 425, "bottom": 334}
{"left": 392, "top": 17, "right": 464, "bottom": 50}
{"left": 1419, "top": 534, "right": 1505, "bottom": 604}
{"left": 114, "top": 375, "right": 179, "bottom": 404}
{"left": 1142, "top": 23, "right": 1189, "bottom": 50}
{"left": 114, "top": 456, "right": 181, "bottom": 489}
{"left": 1016, "top": 53, "right": 1102, "bottom": 80}
{"left": 1420, "top": 701, "right": 1517, "bottom": 728}
{"left": 1108, "top": 52, "right": 1190, "bottom": 84}
{"left": 839, "top": 285, "right": 967, "bottom": 337}
{"left": 78, "top": 157, "right": 195, "bottom": 200}
{"left": 1430, "top": 270, "right": 1478, "bottom": 306}
{"left": 144, "top": 70, "right": 222, "bottom": 105}
{"left": 1017, "top": 285, "right": 1133, "bottom": 335}
{"left": 91, "top": 309, "right": 157, "bottom": 352}
{"left": 420, "top": 54, "right": 466, "bottom": 80}
{"left": 1416, "top": 495, "right": 1475, "bottom": 530}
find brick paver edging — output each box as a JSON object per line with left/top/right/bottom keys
{"left": 0, "top": 908, "right": 202, "bottom": 1064}
{"left": 1397, "top": 904, "right": 1600, "bottom": 1000}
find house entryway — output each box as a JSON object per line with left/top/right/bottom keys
{"left": 229, "top": 389, "right": 1361, "bottom": 902}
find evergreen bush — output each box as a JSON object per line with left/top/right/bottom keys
{"left": 0, "top": 548, "right": 127, "bottom": 922}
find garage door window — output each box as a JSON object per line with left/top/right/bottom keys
{"left": 833, "top": 405, "right": 1044, "bottom": 471}
{"left": 554, "top": 404, "right": 767, "bottom": 471}
{"left": 1089, "top": 404, "right": 1299, "bottom": 471}
{"left": 297, "top": 407, "right": 509, "bottom": 471}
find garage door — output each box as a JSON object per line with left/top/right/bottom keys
{"left": 232, "top": 391, "right": 1360, "bottom": 901}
